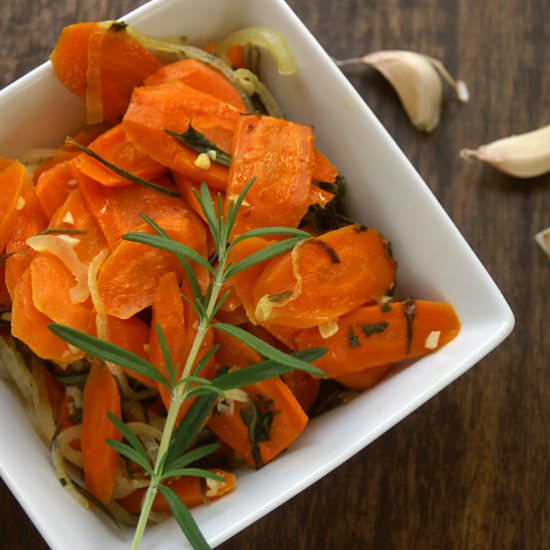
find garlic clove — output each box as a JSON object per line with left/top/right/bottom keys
{"left": 534, "top": 227, "right": 550, "bottom": 259}
{"left": 461, "top": 124, "right": 550, "bottom": 178}
{"left": 336, "top": 50, "right": 468, "bottom": 132}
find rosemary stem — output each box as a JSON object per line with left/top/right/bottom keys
{"left": 130, "top": 251, "right": 227, "bottom": 549}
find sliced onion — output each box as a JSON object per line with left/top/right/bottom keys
{"left": 216, "top": 26, "right": 298, "bottom": 76}
{"left": 233, "top": 68, "right": 285, "bottom": 118}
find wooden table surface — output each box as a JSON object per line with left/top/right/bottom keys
{"left": 0, "top": 0, "right": 548, "bottom": 548}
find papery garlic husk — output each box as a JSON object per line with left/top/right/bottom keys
{"left": 460, "top": 124, "right": 550, "bottom": 178}
{"left": 534, "top": 227, "right": 550, "bottom": 258}
{"left": 336, "top": 50, "right": 469, "bottom": 132}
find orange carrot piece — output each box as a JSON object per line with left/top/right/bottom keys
{"left": 171, "top": 172, "right": 223, "bottom": 225}
{"left": 311, "top": 148, "right": 338, "bottom": 184}
{"left": 11, "top": 267, "right": 83, "bottom": 365}
{"left": 4, "top": 181, "right": 48, "bottom": 300}
{"left": 334, "top": 364, "right": 392, "bottom": 390}
{"left": 97, "top": 213, "right": 207, "bottom": 319}
{"left": 252, "top": 224, "right": 396, "bottom": 328}
{"left": 81, "top": 361, "right": 122, "bottom": 504}
{"left": 226, "top": 115, "right": 314, "bottom": 237}
{"left": 214, "top": 326, "right": 261, "bottom": 368}
{"left": 123, "top": 81, "right": 240, "bottom": 190}
{"left": 294, "top": 300, "right": 461, "bottom": 378}
{"left": 145, "top": 58, "right": 248, "bottom": 112}
{"left": 74, "top": 124, "right": 166, "bottom": 187}
{"left": 225, "top": 44, "right": 247, "bottom": 69}
{"left": 35, "top": 161, "right": 78, "bottom": 219}
{"left": 77, "top": 171, "right": 191, "bottom": 249}
{"left": 207, "top": 374, "right": 308, "bottom": 469}
{"left": 0, "top": 158, "right": 27, "bottom": 252}
{"left": 281, "top": 370, "right": 321, "bottom": 413}
{"left": 107, "top": 315, "right": 153, "bottom": 387}
{"left": 306, "top": 185, "right": 334, "bottom": 209}
{"left": 50, "top": 22, "right": 162, "bottom": 124}
{"left": 0, "top": 263, "right": 10, "bottom": 307}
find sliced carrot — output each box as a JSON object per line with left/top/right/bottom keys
{"left": 311, "top": 148, "right": 338, "bottom": 184}
{"left": 11, "top": 267, "right": 83, "bottom": 365}
{"left": 0, "top": 158, "right": 27, "bottom": 252}
{"left": 4, "top": 181, "right": 48, "bottom": 300}
{"left": 208, "top": 374, "right": 308, "bottom": 469}
{"left": 334, "top": 364, "right": 392, "bottom": 390}
{"left": 144, "top": 58, "right": 247, "bottom": 112}
{"left": 306, "top": 185, "right": 335, "bottom": 209}
{"left": 50, "top": 22, "right": 162, "bottom": 124}
{"left": 0, "top": 263, "right": 11, "bottom": 307}
{"left": 35, "top": 161, "right": 78, "bottom": 219}
{"left": 74, "top": 124, "right": 166, "bottom": 187}
{"left": 214, "top": 305, "right": 249, "bottom": 326}
{"left": 225, "top": 44, "right": 247, "bottom": 69}
{"left": 77, "top": 171, "right": 191, "bottom": 249}
{"left": 123, "top": 81, "right": 240, "bottom": 190}
{"left": 294, "top": 300, "right": 461, "bottom": 378}
{"left": 97, "top": 213, "right": 207, "bottom": 319}
{"left": 281, "top": 370, "right": 321, "bottom": 413}
{"left": 214, "top": 326, "right": 261, "bottom": 368}
{"left": 252, "top": 224, "right": 396, "bottom": 328}
{"left": 226, "top": 236, "right": 276, "bottom": 322}
{"left": 43, "top": 367, "right": 66, "bottom": 419}
{"left": 226, "top": 115, "right": 314, "bottom": 237}
{"left": 107, "top": 315, "right": 153, "bottom": 387}
{"left": 81, "top": 361, "right": 122, "bottom": 504}
{"left": 171, "top": 172, "right": 223, "bottom": 225}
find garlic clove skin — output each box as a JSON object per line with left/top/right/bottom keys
{"left": 336, "top": 50, "right": 468, "bottom": 133}
{"left": 534, "top": 227, "right": 550, "bottom": 259}
{"left": 361, "top": 50, "right": 442, "bottom": 132}
{"left": 460, "top": 124, "right": 550, "bottom": 178}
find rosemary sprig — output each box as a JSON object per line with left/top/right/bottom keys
{"left": 164, "top": 126, "right": 231, "bottom": 167}
{"left": 50, "top": 180, "right": 326, "bottom": 550}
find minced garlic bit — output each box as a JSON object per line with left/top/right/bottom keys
{"left": 16, "top": 195, "right": 26, "bottom": 210}
{"left": 318, "top": 319, "right": 339, "bottom": 339}
{"left": 62, "top": 211, "right": 75, "bottom": 224}
{"left": 205, "top": 477, "right": 225, "bottom": 498}
{"left": 66, "top": 386, "right": 83, "bottom": 414}
{"left": 216, "top": 388, "right": 249, "bottom": 416}
{"left": 424, "top": 330, "right": 441, "bottom": 350}
{"left": 206, "top": 149, "right": 217, "bottom": 161}
{"left": 534, "top": 227, "right": 550, "bottom": 258}
{"left": 194, "top": 152, "right": 211, "bottom": 170}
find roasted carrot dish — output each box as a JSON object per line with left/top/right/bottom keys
{"left": 0, "top": 20, "right": 460, "bottom": 542}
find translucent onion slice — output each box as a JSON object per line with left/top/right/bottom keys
{"left": 216, "top": 26, "right": 298, "bottom": 76}
{"left": 56, "top": 424, "right": 83, "bottom": 468}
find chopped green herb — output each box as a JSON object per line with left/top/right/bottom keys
{"left": 348, "top": 326, "right": 361, "bottom": 348}
{"left": 380, "top": 302, "right": 392, "bottom": 313}
{"left": 359, "top": 321, "right": 389, "bottom": 337}
{"left": 268, "top": 290, "right": 293, "bottom": 303}
{"left": 164, "top": 126, "right": 231, "bottom": 167}
{"left": 37, "top": 228, "right": 86, "bottom": 236}
{"left": 240, "top": 396, "right": 277, "bottom": 469}
{"left": 402, "top": 298, "right": 416, "bottom": 354}
{"left": 312, "top": 239, "right": 340, "bottom": 263}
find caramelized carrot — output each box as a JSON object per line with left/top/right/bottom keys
{"left": 123, "top": 81, "right": 240, "bottom": 190}
{"left": 35, "top": 161, "right": 78, "bottom": 219}
{"left": 50, "top": 22, "right": 162, "bottom": 124}
{"left": 294, "top": 300, "right": 461, "bottom": 378}
{"left": 214, "top": 326, "right": 261, "bottom": 368}
{"left": 311, "top": 148, "right": 338, "bottom": 184}
{"left": 334, "top": 364, "right": 392, "bottom": 390}
{"left": 144, "top": 58, "right": 248, "bottom": 112}
{"left": 97, "top": 213, "right": 207, "bottom": 319}
{"left": 77, "top": 171, "right": 190, "bottom": 249}
{"left": 11, "top": 267, "right": 83, "bottom": 365}
{"left": 0, "top": 263, "right": 10, "bottom": 307}
{"left": 226, "top": 115, "right": 314, "bottom": 236}
{"left": 171, "top": 172, "right": 223, "bottom": 225}
{"left": 4, "top": 181, "right": 48, "bottom": 300}
{"left": 252, "top": 224, "right": 396, "bottom": 328}
{"left": 0, "top": 158, "right": 27, "bottom": 252}
{"left": 74, "top": 124, "right": 165, "bottom": 187}
{"left": 207, "top": 374, "right": 308, "bottom": 469}
{"left": 81, "top": 361, "right": 122, "bottom": 504}
{"left": 281, "top": 370, "right": 321, "bottom": 413}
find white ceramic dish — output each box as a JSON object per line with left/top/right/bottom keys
{"left": 0, "top": 0, "right": 514, "bottom": 548}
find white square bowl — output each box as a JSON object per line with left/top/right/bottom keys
{"left": 0, "top": 0, "right": 514, "bottom": 548}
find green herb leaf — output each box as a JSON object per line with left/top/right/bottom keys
{"left": 224, "top": 176, "right": 256, "bottom": 238}
{"left": 66, "top": 137, "right": 180, "bottom": 197}
{"left": 164, "top": 393, "right": 218, "bottom": 469}
{"left": 155, "top": 324, "right": 177, "bottom": 388}
{"left": 212, "top": 323, "right": 326, "bottom": 377}
{"left": 193, "top": 183, "right": 221, "bottom": 248}
{"left": 164, "top": 442, "right": 221, "bottom": 473}
{"left": 106, "top": 412, "right": 153, "bottom": 474}
{"left": 358, "top": 321, "right": 389, "bottom": 337}
{"left": 224, "top": 236, "right": 304, "bottom": 279}
{"left": 230, "top": 226, "right": 311, "bottom": 247}
{"left": 106, "top": 439, "right": 153, "bottom": 474}
{"left": 48, "top": 324, "right": 171, "bottom": 389}
{"left": 37, "top": 228, "right": 87, "bottom": 236}
{"left": 213, "top": 348, "right": 326, "bottom": 391}
{"left": 192, "top": 345, "right": 220, "bottom": 378}
{"left": 157, "top": 485, "right": 211, "bottom": 550}
{"left": 122, "top": 231, "right": 215, "bottom": 275}
{"left": 164, "top": 126, "right": 231, "bottom": 167}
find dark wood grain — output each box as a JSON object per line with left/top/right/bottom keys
{"left": 0, "top": 1, "right": 548, "bottom": 549}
